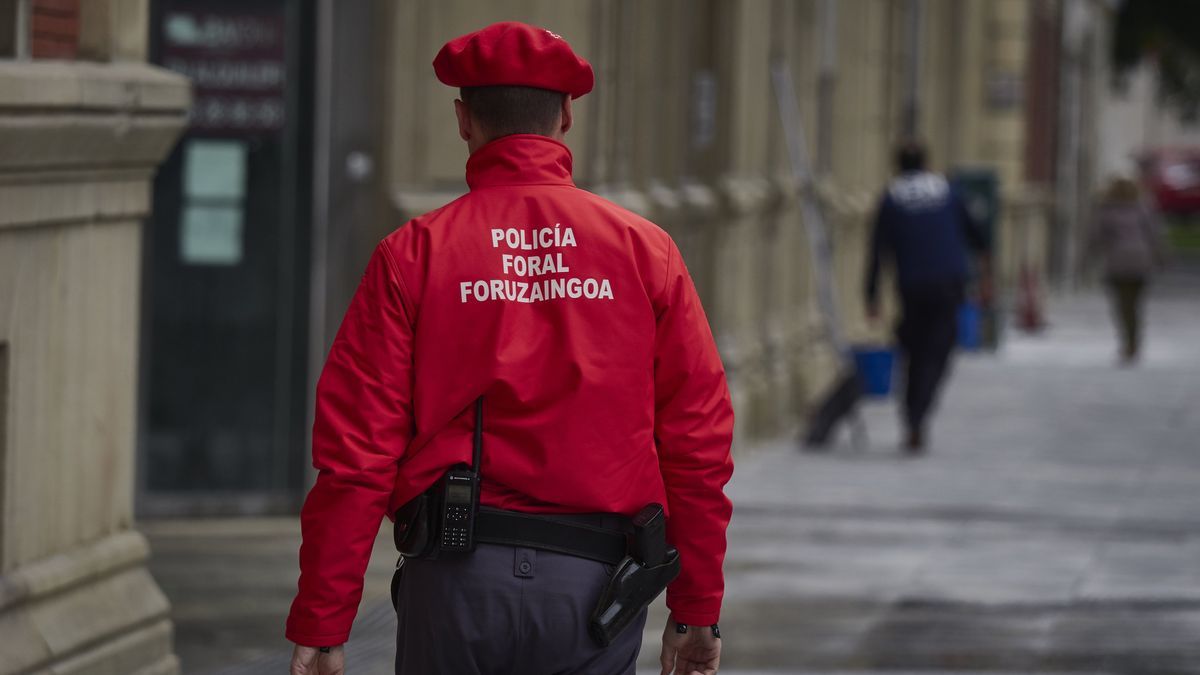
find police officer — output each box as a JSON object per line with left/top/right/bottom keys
{"left": 287, "top": 22, "right": 734, "bottom": 675}
{"left": 864, "top": 140, "right": 990, "bottom": 453}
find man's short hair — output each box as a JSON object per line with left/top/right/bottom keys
{"left": 895, "top": 140, "right": 927, "bottom": 172}
{"left": 460, "top": 86, "right": 565, "bottom": 138}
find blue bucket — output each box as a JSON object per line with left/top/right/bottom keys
{"left": 852, "top": 346, "right": 895, "bottom": 397}
{"left": 958, "top": 301, "right": 982, "bottom": 350}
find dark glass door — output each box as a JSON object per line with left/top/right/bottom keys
{"left": 140, "top": 0, "right": 312, "bottom": 514}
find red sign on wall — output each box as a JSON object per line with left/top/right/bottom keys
{"left": 160, "top": 6, "right": 287, "bottom": 135}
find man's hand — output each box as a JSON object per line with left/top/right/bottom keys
{"left": 290, "top": 644, "right": 344, "bottom": 675}
{"left": 660, "top": 615, "right": 721, "bottom": 675}
{"left": 977, "top": 276, "right": 994, "bottom": 308}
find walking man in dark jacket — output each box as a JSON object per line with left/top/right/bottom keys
{"left": 865, "top": 141, "right": 990, "bottom": 452}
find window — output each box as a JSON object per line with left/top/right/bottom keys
{"left": 0, "top": 0, "right": 27, "bottom": 58}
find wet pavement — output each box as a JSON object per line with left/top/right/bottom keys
{"left": 144, "top": 263, "right": 1200, "bottom": 674}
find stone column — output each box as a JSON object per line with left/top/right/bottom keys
{"left": 0, "top": 58, "right": 188, "bottom": 674}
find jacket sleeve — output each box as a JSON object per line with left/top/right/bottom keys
{"left": 286, "top": 243, "right": 415, "bottom": 647}
{"left": 653, "top": 241, "right": 735, "bottom": 626}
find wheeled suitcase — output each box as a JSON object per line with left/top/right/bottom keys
{"left": 803, "top": 369, "right": 863, "bottom": 447}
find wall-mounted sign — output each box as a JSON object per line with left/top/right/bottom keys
{"left": 180, "top": 139, "right": 247, "bottom": 265}
{"left": 160, "top": 5, "right": 287, "bottom": 134}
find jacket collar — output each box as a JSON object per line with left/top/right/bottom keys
{"left": 465, "top": 134, "right": 575, "bottom": 190}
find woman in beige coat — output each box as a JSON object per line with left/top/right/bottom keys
{"left": 1087, "top": 177, "right": 1168, "bottom": 364}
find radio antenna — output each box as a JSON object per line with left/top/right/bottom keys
{"left": 472, "top": 397, "right": 484, "bottom": 475}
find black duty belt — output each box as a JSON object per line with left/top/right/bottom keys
{"left": 474, "top": 507, "right": 629, "bottom": 565}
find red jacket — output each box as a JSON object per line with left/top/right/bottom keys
{"left": 286, "top": 134, "right": 734, "bottom": 647}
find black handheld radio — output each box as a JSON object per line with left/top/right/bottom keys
{"left": 437, "top": 397, "right": 483, "bottom": 552}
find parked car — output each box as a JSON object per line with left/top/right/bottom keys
{"left": 1140, "top": 148, "right": 1200, "bottom": 215}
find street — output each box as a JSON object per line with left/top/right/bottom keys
{"left": 144, "top": 264, "right": 1200, "bottom": 674}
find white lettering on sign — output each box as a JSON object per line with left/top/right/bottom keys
{"left": 463, "top": 223, "right": 613, "bottom": 304}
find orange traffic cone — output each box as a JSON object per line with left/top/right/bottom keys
{"left": 1016, "top": 263, "right": 1045, "bottom": 332}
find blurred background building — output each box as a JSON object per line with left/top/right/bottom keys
{"left": 2, "top": 0, "right": 1196, "bottom": 672}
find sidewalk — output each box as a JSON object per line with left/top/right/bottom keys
{"left": 144, "top": 264, "right": 1200, "bottom": 674}
{"left": 715, "top": 264, "right": 1200, "bottom": 673}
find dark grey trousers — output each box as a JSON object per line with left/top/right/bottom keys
{"left": 1108, "top": 276, "right": 1146, "bottom": 358}
{"left": 393, "top": 543, "right": 647, "bottom": 674}
{"left": 897, "top": 281, "right": 964, "bottom": 433}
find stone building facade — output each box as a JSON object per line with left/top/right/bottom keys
{"left": 0, "top": 0, "right": 188, "bottom": 672}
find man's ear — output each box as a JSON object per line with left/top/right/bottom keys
{"left": 559, "top": 95, "right": 573, "bottom": 135}
{"left": 454, "top": 99, "right": 472, "bottom": 142}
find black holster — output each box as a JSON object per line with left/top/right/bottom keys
{"left": 393, "top": 491, "right": 438, "bottom": 559}
{"left": 588, "top": 504, "right": 681, "bottom": 647}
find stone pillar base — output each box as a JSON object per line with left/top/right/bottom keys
{"left": 0, "top": 60, "right": 189, "bottom": 675}
{"left": 0, "top": 532, "right": 179, "bottom": 675}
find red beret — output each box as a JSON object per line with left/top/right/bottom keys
{"left": 433, "top": 21, "right": 594, "bottom": 99}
